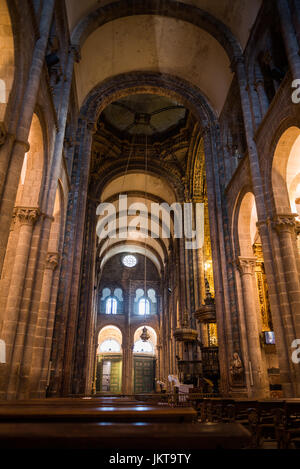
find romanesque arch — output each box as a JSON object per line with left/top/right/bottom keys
{"left": 0, "top": 0, "right": 15, "bottom": 128}
{"left": 272, "top": 125, "right": 300, "bottom": 215}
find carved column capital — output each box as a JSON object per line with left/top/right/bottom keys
{"left": 13, "top": 207, "right": 40, "bottom": 226}
{"left": 272, "top": 213, "right": 299, "bottom": 234}
{"left": 237, "top": 257, "right": 256, "bottom": 276}
{"left": 45, "top": 252, "right": 60, "bottom": 271}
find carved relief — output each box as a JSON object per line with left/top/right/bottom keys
{"left": 14, "top": 207, "right": 40, "bottom": 226}
{"left": 272, "top": 214, "right": 298, "bottom": 234}
{"left": 45, "top": 252, "right": 60, "bottom": 271}
{"left": 237, "top": 257, "right": 256, "bottom": 276}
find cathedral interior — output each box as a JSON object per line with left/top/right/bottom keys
{"left": 0, "top": 0, "right": 300, "bottom": 451}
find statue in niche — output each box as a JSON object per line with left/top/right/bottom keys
{"left": 204, "top": 277, "right": 214, "bottom": 305}
{"left": 230, "top": 352, "right": 244, "bottom": 380}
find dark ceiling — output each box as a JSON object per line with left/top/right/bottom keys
{"left": 101, "top": 94, "right": 188, "bottom": 137}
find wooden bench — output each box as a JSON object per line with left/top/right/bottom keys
{"left": 0, "top": 421, "right": 251, "bottom": 449}
{"left": 0, "top": 400, "right": 197, "bottom": 423}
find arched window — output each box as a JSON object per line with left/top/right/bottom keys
{"left": 106, "top": 297, "right": 117, "bottom": 315}
{"left": 138, "top": 298, "right": 150, "bottom": 315}
{"left": 99, "top": 339, "right": 121, "bottom": 353}
{"left": 133, "top": 340, "right": 154, "bottom": 354}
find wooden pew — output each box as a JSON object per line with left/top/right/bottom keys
{"left": 0, "top": 421, "right": 251, "bottom": 449}
{"left": 0, "top": 400, "right": 197, "bottom": 423}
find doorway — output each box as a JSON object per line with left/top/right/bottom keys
{"left": 97, "top": 355, "right": 122, "bottom": 393}
{"left": 133, "top": 356, "right": 155, "bottom": 393}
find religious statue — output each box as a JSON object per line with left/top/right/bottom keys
{"left": 230, "top": 352, "right": 243, "bottom": 378}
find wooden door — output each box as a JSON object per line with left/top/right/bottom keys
{"left": 134, "top": 356, "right": 155, "bottom": 393}
{"left": 96, "top": 355, "right": 122, "bottom": 393}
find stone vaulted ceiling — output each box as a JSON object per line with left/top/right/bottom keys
{"left": 65, "top": 0, "right": 262, "bottom": 114}
{"left": 65, "top": 0, "right": 262, "bottom": 48}
{"left": 102, "top": 94, "right": 187, "bottom": 136}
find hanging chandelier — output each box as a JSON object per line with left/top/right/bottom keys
{"left": 140, "top": 326, "right": 150, "bottom": 342}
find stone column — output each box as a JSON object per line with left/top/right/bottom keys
{"left": 234, "top": 56, "right": 296, "bottom": 396}
{"left": 91, "top": 344, "right": 98, "bottom": 395}
{"left": 122, "top": 343, "right": 132, "bottom": 395}
{"left": 254, "top": 78, "right": 269, "bottom": 117}
{"left": 45, "top": 45, "right": 80, "bottom": 213}
{"left": 0, "top": 207, "right": 40, "bottom": 398}
{"left": 48, "top": 120, "right": 96, "bottom": 397}
{"left": 203, "top": 125, "right": 234, "bottom": 394}
{"left": 127, "top": 345, "right": 134, "bottom": 395}
{"left": 178, "top": 236, "right": 187, "bottom": 322}
{"left": 277, "top": 0, "right": 300, "bottom": 80}
{"left": 156, "top": 344, "right": 162, "bottom": 382}
{"left": 272, "top": 215, "right": 300, "bottom": 336}
{"left": 0, "top": 1, "right": 55, "bottom": 274}
{"left": 26, "top": 252, "right": 60, "bottom": 398}
{"left": 237, "top": 257, "right": 269, "bottom": 398}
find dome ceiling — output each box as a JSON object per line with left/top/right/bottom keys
{"left": 101, "top": 94, "right": 187, "bottom": 136}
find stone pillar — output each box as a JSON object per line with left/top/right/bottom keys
{"left": 122, "top": 343, "right": 132, "bottom": 395}
{"left": 91, "top": 344, "right": 98, "bottom": 395}
{"left": 178, "top": 237, "right": 187, "bottom": 322}
{"left": 48, "top": 119, "right": 96, "bottom": 397}
{"left": 45, "top": 45, "right": 80, "bottom": 213}
{"left": 254, "top": 78, "right": 269, "bottom": 117}
{"left": 234, "top": 56, "right": 297, "bottom": 396}
{"left": 272, "top": 215, "right": 300, "bottom": 336}
{"left": 0, "top": 1, "right": 55, "bottom": 274}
{"left": 127, "top": 346, "right": 134, "bottom": 395}
{"left": 156, "top": 344, "right": 162, "bottom": 382}
{"left": 203, "top": 125, "right": 234, "bottom": 395}
{"left": 237, "top": 257, "right": 269, "bottom": 398}
{"left": 0, "top": 207, "right": 40, "bottom": 398}
{"left": 27, "top": 252, "right": 60, "bottom": 398}
{"left": 277, "top": 0, "right": 300, "bottom": 80}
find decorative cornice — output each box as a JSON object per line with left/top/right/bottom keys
{"left": 13, "top": 207, "right": 40, "bottom": 226}
{"left": 45, "top": 252, "right": 60, "bottom": 271}
{"left": 237, "top": 257, "right": 256, "bottom": 276}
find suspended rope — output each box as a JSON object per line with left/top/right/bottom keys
{"left": 143, "top": 134, "right": 148, "bottom": 298}
{"left": 97, "top": 132, "right": 136, "bottom": 287}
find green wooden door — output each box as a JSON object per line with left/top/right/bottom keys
{"left": 110, "top": 359, "right": 122, "bottom": 393}
{"left": 97, "top": 355, "right": 122, "bottom": 393}
{"left": 134, "top": 356, "right": 155, "bottom": 393}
